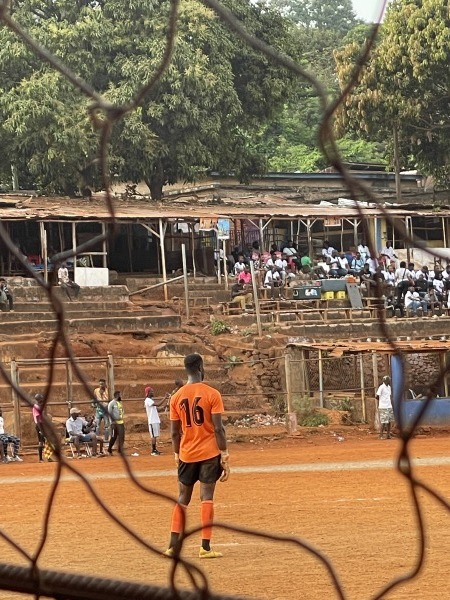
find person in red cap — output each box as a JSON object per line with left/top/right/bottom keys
{"left": 144, "top": 386, "right": 165, "bottom": 455}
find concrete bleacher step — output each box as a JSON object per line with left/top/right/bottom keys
{"left": 0, "top": 308, "right": 164, "bottom": 321}
{"left": 11, "top": 300, "right": 131, "bottom": 312}
{"left": 0, "top": 314, "right": 181, "bottom": 334}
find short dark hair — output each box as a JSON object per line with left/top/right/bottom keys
{"left": 99, "top": 378, "right": 106, "bottom": 383}
{"left": 184, "top": 353, "right": 203, "bottom": 373}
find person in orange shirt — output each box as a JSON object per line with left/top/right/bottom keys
{"left": 164, "top": 353, "right": 230, "bottom": 559}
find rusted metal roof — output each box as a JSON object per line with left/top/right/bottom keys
{"left": 287, "top": 339, "right": 450, "bottom": 356}
{"left": 0, "top": 194, "right": 447, "bottom": 222}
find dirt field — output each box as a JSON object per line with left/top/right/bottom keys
{"left": 2, "top": 434, "right": 450, "bottom": 600}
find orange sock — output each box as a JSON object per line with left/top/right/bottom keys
{"left": 201, "top": 500, "right": 214, "bottom": 540}
{"left": 170, "top": 503, "right": 187, "bottom": 534}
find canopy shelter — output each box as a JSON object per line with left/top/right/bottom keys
{"left": 0, "top": 193, "right": 450, "bottom": 281}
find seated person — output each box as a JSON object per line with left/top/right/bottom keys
{"left": 233, "top": 255, "right": 247, "bottom": 278}
{"left": 297, "top": 265, "right": 314, "bottom": 282}
{"left": 384, "top": 264, "right": 396, "bottom": 289}
{"left": 360, "top": 264, "right": 377, "bottom": 296}
{"left": 275, "top": 254, "right": 288, "bottom": 283}
{"left": 66, "top": 407, "right": 103, "bottom": 457}
{"left": 250, "top": 241, "right": 261, "bottom": 269}
{"left": 0, "top": 278, "right": 14, "bottom": 312}
{"left": 57, "top": 262, "right": 80, "bottom": 300}
{"left": 433, "top": 274, "right": 445, "bottom": 302}
{"left": 424, "top": 287, "right": 442, "bottom": 314}
{"left": 404, "top": 287, "right": 428, "bottom": 316}
{"left": 322, "top": 240, "right": 336, "bottom": 258}
{"left": 385, "top": 290, "right": 404, "bottom": 318}
{"left": 237, "top": 265, "right": 252, "bottom": 285}
{"left": 264, "top": 266, "right": 284, "bottom": 299}
{"left": 328, "top": 252, "right": 347, "bottom": 278}
{"left": 414, "top": 273, "right": 429, "bottom": 296}
{"left": 315, "top": 262, "right": 329, "bottom": 279}
{"left": 0, "top": 407, "right": 22, "bottom": 462}
{"left": 230, "top": 281, "right": 253, "bottom": 310}
{"left": 357, "top": 241, "right": 371, "bottom": 262}
{"left": 264, "top": 251, "right": 277, "bottom": 270}
{"left": 282, "top": 241, "right": 301, "bottom": 269}
{"left": 380, "top": 241, "right": 398, "bottom": 264}
{"left": 350, "top": 252, "right": 365, "bottom": 275}
{"left": 300, "top": 254, "right": 312, "bottom": 269}
{"left": 285, "top": 266, "right": 297, "bottom": 287}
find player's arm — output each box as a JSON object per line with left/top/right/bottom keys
{"left": 211, "top": 413, "right": 227, "bottom": 452}
{"left": 170, "top": 419, "right": 182, "bottom": 465}
{"left": 212, "top": 413, "right": 230, "bottom": 482}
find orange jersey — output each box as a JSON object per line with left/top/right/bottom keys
{"left": 170, "top": 382, "right": 224, "bottom": 463}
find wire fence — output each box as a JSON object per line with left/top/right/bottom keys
{"left": 1, "top": 0, "right": 450, "bottom": 599}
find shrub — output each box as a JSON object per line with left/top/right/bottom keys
{"left": 210, "top": 319, "right": 230, "bottom": 336}
{"left": 300, "top": 413, "right": 330, "bottom": 427}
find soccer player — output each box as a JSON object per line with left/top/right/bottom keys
{"left": 144, "top": 386, "right": 164, "bottom": 455}
{"left": 164, "top": 353, "right": 230, "bottom": 559}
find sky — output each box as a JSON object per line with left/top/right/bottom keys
{"left": 352, "top": 0, "right": 391, "bottom": 23}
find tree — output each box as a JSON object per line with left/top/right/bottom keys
{"left": 0, "top": 0, "right": 296, "bottom": 198}
{"left": 268, "top": 0, "right": 359, "bottom": 37}
{"left": 334, "top": 0, "right": 450, "bottom": 183}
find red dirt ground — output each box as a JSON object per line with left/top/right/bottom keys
{"left": 1, "top": 434, "right": 450, "bottom": 600}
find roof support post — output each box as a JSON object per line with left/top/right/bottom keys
{"left": 159, "top": 218, "right": 168, "bottom": 301}
{"left": 102, "top": 223, "right": 107, "bottom": 269}
{"left": 359, "top": 352, "right": 367, "bottom": 423}
{"left": 72, "top": 222, "right": 77, "bottom": 283}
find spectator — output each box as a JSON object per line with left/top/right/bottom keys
{"left": 233, "top": 255, "right": 246, "bottom": 278}
{"left": 164, "top": 379, "right": 184, "bottom": 413}
{"left": 376, "top": 376, "right": 395, "bottom": 440}
{"left": 264, "top": 251, "right": 277, "bottom": 270}
{"left": 329, "top": 252, "right": 347, "bottom": 278}
{"left": 285, "top": 266, "right": 297, "bottom": 286}
{"left": 380, "top": 241, "right": 398, "bottom": 263}
{"left": 395, "top": 261, "right": 414, "bottom": 305}
{"left": 433, "top": 273, "right": 445, "bottom": 302}
{"left": 144, "top": 386, "right": 164, "bottom": 456}
{"left": 230, "top": 281, "right": 253, "bottom": 311}
{"left": 0, "top": 278, "right": 14, "bottom": 312}
{"left": 350, "top": 252, "right": 365, "bottom": 275}
{"left": 264, "top": 266, "right": 284, "bottom": 299}
{"left": 404, "top": 287, "right": 427, "bottom": 316}
{"left": 297, "top": 266, "right": 314, "bottom": 282}
{"left": 360, "top": 264, "right": 377, "bottom": 296}
{"left": 32, "top": 393, "right": 46, "bottom": 462}
{"left": 424, "top": 287, "right": 442, "bottom": 315}
{"left": 337, "top": 253, "right": 350, "bottom": 276}
{"left": 93, "top": 378, "right": 110, "bottom": 443}
{"left": 275, "top": 254, "right": 288, "bottom": 284}
{"left": 383, "top": 264, "right": 396, "bottom": 289}
{"left": 107, "top": 391, "right": 125, "bottom": 455}
{"left": 237, "top": 265, "right": 252, "bottom": 285}
{"left": 366, "top": 256, "right": 379, "bottom": 274}
{"left": 0, "top": 407, "right": 22, "bottom": 462}
{"left": 270, "top": 243, "right": 278, "bottom": 253}
{"left": 408, "top": 262, "right": 417, "bottom": 281}
{"left": 357, "top": 240, "right": 371, "bottom": 262}
{"left": 414, "top": 273, "right": 429, "bottom": 296}
{"left": 322, "top": 240, "right": 336, "bottom": 258}
{"left": 282, "top": 241, "right": 301, "bottom": 269}
{"left": 66, "top": 407, "right": 102, "bottom": 457}
{"left": 300, "top": 253, "right": 312, "bottom": 269}
{"left": 250, "top": 241, "right": 261, "bottom": 269}
{"left": 57, "top": 262, "right": 80, "bottom": 301}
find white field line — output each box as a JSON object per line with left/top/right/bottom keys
{"left": 1, "top": 455, "right": 450, "bottom": 486}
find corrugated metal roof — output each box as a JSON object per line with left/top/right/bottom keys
{"left": 287, "top": 340, "right": 450, "bottom": 356}
{"left": 0, "top": 194, "right": 447, "bottom": 221}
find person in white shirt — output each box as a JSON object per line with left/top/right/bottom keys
{"left": 233, "top": 256, "right": 246, "bottom": 278}
{"left": 144, "top": 386, "right": 164, "bottom": 456}
{"left": 357, "top": 241, "right": 371, "bottom": 262}
{"left": 376, "top": 376, "right": 394, "bottom": 439}
{"left": 404, "top": 287, "right": 428, "bottom": 316}
{"left": 322, "top": 240, "right": 336, "bottom": 258}
{"left": 57, "top": 262, "right": 80, "bottom": 300}
{"left": 274, "top": 256, "right": 288, "bottom": 283}
{"left": 366, "top": 257, "right": 379, "bottom": 274}
{"left": 66, "top": 407, "right": 101, "bottom": 457}
{"left": 264, "top": 266, "right": 283, "bottom": 299}
{"left": 380, "top": 241, "right": 398, "bottom": 263}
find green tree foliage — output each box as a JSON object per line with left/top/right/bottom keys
{"left": 268, "top": 0, "right": 358, "bottom": 36}
{"left": 0, "top": 0, "right": 296, "bottom": 198}
{"left": 335, "top": 0, "right": 450, "bottom": 183}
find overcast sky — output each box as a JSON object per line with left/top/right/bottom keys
{"left": 352, "top": 0, "right": 391, "bottom": 23}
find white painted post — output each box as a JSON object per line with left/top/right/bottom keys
{"left": 181, "top": 243, "right": 190, "bottom": 320}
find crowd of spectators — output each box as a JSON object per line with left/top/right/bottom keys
{"left": 225, "top": 239, "right": 450, "bottom": 316}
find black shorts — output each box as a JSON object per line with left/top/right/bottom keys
{"left": 178, "top": 455, "right": 222, "bottom": 486}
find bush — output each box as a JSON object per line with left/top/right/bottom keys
{"left": 210, "top": 319, "right": 230, "bottom": 336}
{"left": 299, "top": 413, "right": 330, "bottom": 427}
{"left": 292, "top": 396, "right": 330, "bottom": 427}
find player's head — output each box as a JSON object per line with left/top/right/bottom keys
{"left": 145, "top": 386, "right": 154, "bottom": 398}
{"left": 184, "top": 353, "right": 204, "bottom": 381}
{"left": 174, "top": 378, "right": 183, "bottom": 389}
{"left": 383, "top": 375, "right": 391, "bottom": 385}
{"left": 99, "top": 378, "right": 106, "bottom": 389}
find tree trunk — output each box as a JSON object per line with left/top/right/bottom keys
{"left": 145, "top": 160, "right": 165, "bottom": 201}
